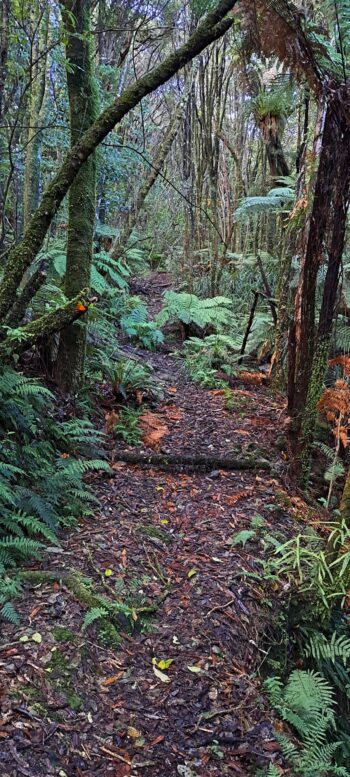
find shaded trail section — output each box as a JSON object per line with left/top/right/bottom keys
{"left": 0, "top": 277, "right": 308, "bottom": 776}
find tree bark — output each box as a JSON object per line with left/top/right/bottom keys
{"left": 0, "top": 0, "right": 236, "bottom": 323}
{"left": 0, "top": 290, "right": 90, "bottom": 359}
{"left": 55, "top": 0, "right": 98, "bottom": 392}
{"left": 4, "top": 263, "right": 47, "bottom": 329}
{"left": 288, "top": 90, "right": 350, "bottom": 479}
{"left": 23, "top": 8, "right": 49, "bottom": 228}
{"left": 109, "top": 87, "right": 191, "bottom": 261}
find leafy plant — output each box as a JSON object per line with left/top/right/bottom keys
{"left": 114, "top": 407, "right": 142, "bottom": 445}
{"left": 121, "top": 300, "right": 164, "bottom": 349}
{"left": 0, "top": 368, "right": 110, "bottom": 578}
{"left": 108, "top": 358, "right": 158, "bottom": 401}
{"left": 82, "top": 606, "right": 108, "bottom": 630}
{"left": 265, "top": 670, "right": 350, "bottom": 776}
{"left": 157, "top": 291, "right": 233, "bottom": 330}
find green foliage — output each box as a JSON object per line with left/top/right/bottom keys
{"left": 304, "top": 631, "right": 350, "bottom": 664}
{"left": 108, "top": 357, "right": 158, "bottom": 401}
{"left": 265, "top": 670, "right": 350, "bottom": 776}
{"left": 120, "top": 298, "right": 164, "bottom": 349}
{"left": 234, "top": 187, "right": 294, "bottom": 221}
{"left": 266, "top": 530, "right": 350, "bottom": 618}
{"left": 157, "top": 291, "right": 233, "bottom": 330}
{"left": 0, "top": 367, "right": 110, "bottom": 584}
{"left": 0, "top": 577, "right": 21, "bottom": 624}
{"left": 114, "top": 407, "right": 142, "bottom": 445}
{"left": 231, "top": 529, "right": 256, "bottom": 548}
{"left": 251, "top": 84, "right": 293, "bottom": 122}
{"left": 82, "top": 606, "right": 108, "bottom": 630}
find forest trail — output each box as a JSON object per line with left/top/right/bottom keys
{"left": 0, "top": 275, "right": 310, "bottom": 777}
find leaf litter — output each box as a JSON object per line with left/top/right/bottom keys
{"left": 0, "top": 274, "right": 320, "bottom": 776}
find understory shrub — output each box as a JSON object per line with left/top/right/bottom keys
{"left": 0, "top": 368, "right": 110, "bottom": 618}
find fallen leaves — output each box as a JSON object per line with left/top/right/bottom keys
{"left": 153, "top": 665, "right": 171, "bottom": 683}
{"left": 101, "top": 672, "right": 124, "bottom": 686}
{"left": 140, "top": 411, "right": 169, "bottom": 448}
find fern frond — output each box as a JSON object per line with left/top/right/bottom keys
{"left": 0, "top": 601, "right": 20, "bottom": 625}
{"left": 82, "top": 607, "right": 108, "bottom": 630}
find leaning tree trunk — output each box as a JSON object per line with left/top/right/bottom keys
{"left": 0, "top": 0, "right": 235, "bottom": 328}
{"left": 288, "top": 89, "right": 350, "bottom": 481}
{"left": 0, "top": 0, "right": 10, "bottom": 247}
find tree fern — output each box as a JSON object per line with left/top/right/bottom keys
{"left": 157, "top": 291, "right": 232, "bottom": 329}
{"left": 234, "top": 187, "right": 294, "bottom": 221}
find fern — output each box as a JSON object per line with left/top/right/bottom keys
{"left": 0, "top": 367, "right": 112, "bottom": 571}
{"left": 157, "top": 291, "right": 232, "bottom": 330}
{"left": 304, "top": 632, "right": 350, "bottom": 664}
{"left": 265, "top": 669, "right": 350, "bottom": 776}
{"left": 82, "top": 606, "right": 108, "bottom": 630}
{"left": 234, "top": 187, "right": 294, "bottom": 221}
{"left": 0, "top": 601, "right": 20, "bottom": 625}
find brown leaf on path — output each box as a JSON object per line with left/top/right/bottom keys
{"left": 140, "top": 411, "right": 169, "bottom": 448}
{"left": 101, "top": 671, "right": 124, "bottom": 686}
{"left": 150, "top": 735, "right": 164, "bottom": 746}
{"left": 105, "top": 410, "right": 119, "bottom": 434}
{"left": 225, "top": 491, "right": 251, "bottom": 506}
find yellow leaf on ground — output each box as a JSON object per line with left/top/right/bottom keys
{"left": 127, "top": 726, "right": 141, "bottom": 738}
{"left": 153, "top": 665, "right": 171, "bottom": 683}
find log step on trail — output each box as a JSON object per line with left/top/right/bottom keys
{"left": 114, "top": 451, "right": 271, "bottom": 472}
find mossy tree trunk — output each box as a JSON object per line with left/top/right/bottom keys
{"left": 0, "top": 0, "right": 10, "bottom": 247}
{"left": 0, "top": 0, "right": 236, "bottom": 326}
{"left": 55, "top": 0, "right": 98, "bottom": 392}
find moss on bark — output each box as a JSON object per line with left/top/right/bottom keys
{"left": 0, "top": 1, "right": 236, "bottom": 322}
{"left": 56, "top": 0, "right": 98, "bottom": 392}
{"left": 0, "top": 289, "right": 89, "bottom": 358}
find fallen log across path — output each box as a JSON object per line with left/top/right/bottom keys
{"left": 113, "top": 451, "right": 271, "bottom": 471}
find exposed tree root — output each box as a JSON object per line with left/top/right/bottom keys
{"left": 18, "top": 569, "right": 168, "bottom": 623}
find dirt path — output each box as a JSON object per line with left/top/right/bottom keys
{"left": 0, "top": 277, "right": 308, "bottom": 777}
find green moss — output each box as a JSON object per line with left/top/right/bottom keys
{"left": 53, "top": 626, "right": 78, "bottom": 643}
{"left": 47, "top": 649, "right": 83, "bottom": 711}
{"left": 98, "top": 622, "right": 122, "bottom": 648}
{"left": 300, "top": 337, "right": 330, "bottom": 484}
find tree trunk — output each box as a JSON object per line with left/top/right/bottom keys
{"left": 259, "top": 113, "right": 290, "bottom": 179}
{"left": 109, "top": 88, "right": 191, "bottom": 261}
{"left": 0, "top": 0, "right": 10, "bottom": 247}
{"left": 23, "top": 8, "right": 49, "bottom": 228}
{"left": 0, "top": 290, "right": 90, "bottom": 359}
{"left": 288, "top": 90, "right": 350, "bottom": 479}
{"left": 55, "top": 0, "right": 98, "bottom": 392}
{"left": 0, "top": 0, "right": 236, "bottom": 324}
